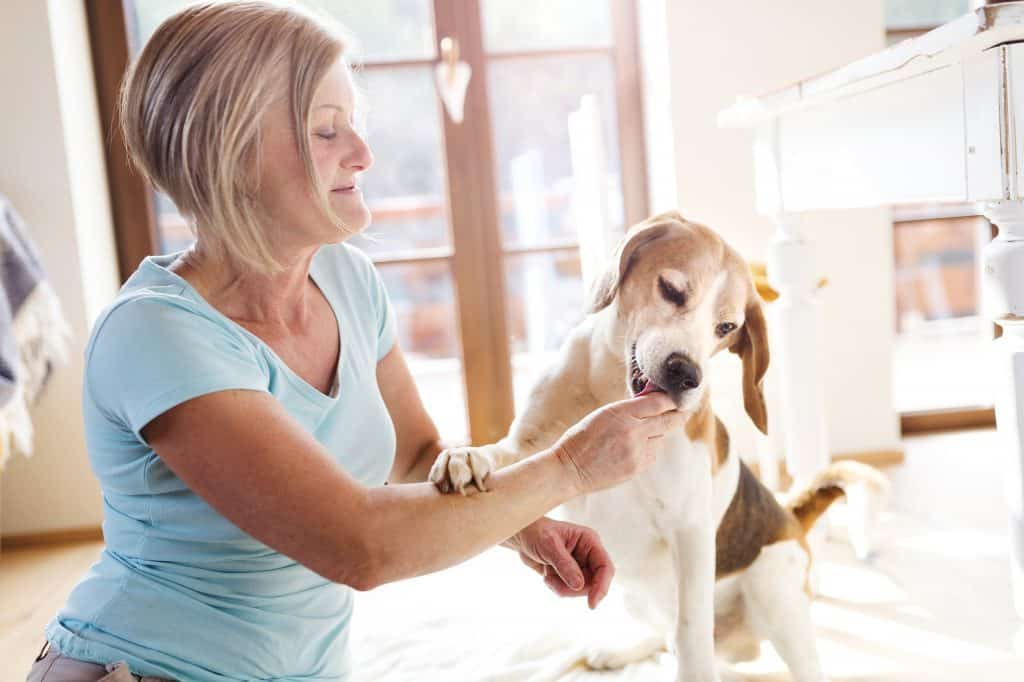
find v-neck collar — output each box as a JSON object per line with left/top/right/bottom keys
{"left": 142, "top": 251, "right": 346, "bottom": 405}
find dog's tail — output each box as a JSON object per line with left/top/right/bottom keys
{"left": 786, "top": 461, "right": 890, "bottom": 560}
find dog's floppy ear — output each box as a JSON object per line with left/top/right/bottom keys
{"left": 588, "top": 212, "right": 688, "bottom": 313}
{"left": 729, "top": 296, "right": 770, "bottom": 434}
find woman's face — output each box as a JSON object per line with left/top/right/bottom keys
{"left": 258, "top": 57, "right": 373, "bottom": 252}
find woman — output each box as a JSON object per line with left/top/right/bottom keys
{"left": 27, "top": 3, "right": 683, "bottom": 680}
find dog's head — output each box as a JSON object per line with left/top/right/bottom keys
{"left": 590, "top": 211, "right": 769, "bottom": 433}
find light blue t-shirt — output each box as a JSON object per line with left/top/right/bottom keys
{"left": 45, "top": 243, "right": 398, "bottom": 681}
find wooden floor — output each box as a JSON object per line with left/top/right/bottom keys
{"left": 0, "top": 540, "right": 104, "bottom": 679}
{"left": 3, "top": 429, "right": 1024, "bottom": 681}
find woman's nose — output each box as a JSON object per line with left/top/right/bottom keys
{"left": 343, "top": 131, "right": 373, "bottom": 172}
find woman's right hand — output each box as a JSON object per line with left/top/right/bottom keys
{"left": 552, "top": 393, "right": 684, "bottom": 495}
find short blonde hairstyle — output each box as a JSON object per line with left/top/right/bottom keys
{"left": 119, "top": 1, "right": 348, "bottom": 273}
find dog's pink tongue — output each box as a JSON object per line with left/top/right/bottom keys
{"left": 637, "top": 380, "right": 663, "bottom": 397}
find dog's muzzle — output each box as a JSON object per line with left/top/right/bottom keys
{"left": 663, "top": 352, "right": 701, "bottom": 392}
{"left": 630, "top": 345, "right": 702, "bottom": 402}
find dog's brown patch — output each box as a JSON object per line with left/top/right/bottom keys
{"left": 728, "top": 301, "right": 769, "bottom": 435}
{"left": 684, "top": 398, "right": 729, "bottom": 474}
{"left": 715, "top": 461, "right": 802, "bottom": 580}
{"left": 787, "top": 460, "right": 889, "bottom": 533}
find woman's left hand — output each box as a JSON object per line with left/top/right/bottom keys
{"left": 505, "top": 517, "right": 614, "bottom": 609}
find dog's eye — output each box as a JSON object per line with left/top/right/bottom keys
{"left": 715, "top": 322, "right": 737, "bottom": 338}
{"left": 658, "top": 277, "right": 687, "bottom": 306}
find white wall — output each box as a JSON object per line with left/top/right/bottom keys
{"left": 0, "top": 0, "right": 119, "bottom": 535}
{"left": 637, "top": 0, "right": 679, "bottom": 214}
{"left": 657, "top": 0, "right": 900, "bottom": 456}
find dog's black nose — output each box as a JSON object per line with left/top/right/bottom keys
{"left": 664, "top": 353, "right": 701, "bottom": 391}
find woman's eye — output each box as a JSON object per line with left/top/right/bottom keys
{"left": 716, "top": 322, "right": 737, "bottom": 338}
{"left": 315, "top": 130, "right": 337, "bottom": 140}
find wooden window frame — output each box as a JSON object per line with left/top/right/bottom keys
{"left": 86, "top": 0, "right": 650, "bottom": 444}
{"left": 85, "top": 0, "right": 157, "bottom": 282}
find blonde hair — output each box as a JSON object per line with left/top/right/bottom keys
{"left": 119, "top": 1, "right": 349, "bottom": 273}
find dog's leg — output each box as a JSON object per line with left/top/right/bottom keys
{"left": 715, "top": 581, "right": 760, "bottom": 664}
{"left": 742, "top": 541, "right": 826, "bottom": 682}
{"left": 672, "top": 523, "right": 718, "bottom": 682}
{"left": 671, "top": 468, "right": 720, "bottom": 682}
{"left": 583, "top": 559, "right": 673, "bottom": 671}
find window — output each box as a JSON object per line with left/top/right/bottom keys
{"left": 88, "top": 0, "right": 647, "bottom": 445}
{"left": 885, "top": 0, "right": 970, "bottom": 30}
{"left": 891, "top": 208, "right": 995, "bottom": 416}
{"left": 885, "top": 0, "right": 970, "bottom": 44}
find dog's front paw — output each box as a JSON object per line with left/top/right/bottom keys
{"left": 428, "top": 447, "right": 494, "bottom": 495}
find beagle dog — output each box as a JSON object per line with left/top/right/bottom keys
{"left": 430, "top": 211, "right": 887, "bottom": 682}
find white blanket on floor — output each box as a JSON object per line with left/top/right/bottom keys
{"left": 350, "top": 508, "right": 1024, "bottom": 681}
{"left": 352, "top": 545, "right": 674, "bottom": 682}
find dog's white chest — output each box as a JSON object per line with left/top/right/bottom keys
{"left": 562, "top": 431, "right": 735, "bottom": 559}
{"left": 635, "top": 431, "right": 736, "bottom": 528}
{"left": 634, "top": 432, "right": 712, "bottom": 523}
{"left": 560, "top": 429, "right": 740, "bottom": 590}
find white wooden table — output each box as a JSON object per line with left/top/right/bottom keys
{"left": 720, "top": 1, "right": 1024, "bottom": 617}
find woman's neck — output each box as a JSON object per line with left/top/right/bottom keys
{"left": 170, "top": 242, "right": 319, "bottom": 328}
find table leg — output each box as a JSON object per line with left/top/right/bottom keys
{"left": 982, "top": 200, "right": 1024, "bottom": 618}
{"left": 766, "top": 214, "right": 830, "bottom": 490}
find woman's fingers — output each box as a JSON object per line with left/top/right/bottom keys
{"left": 644, "top": 408, "right": 687, "bottom": 438}
{"left": 519, "top": 553, "right": 545, "bottom": 576}
{"left": 618, "top": 392, "right": 677, "bottom": 419}
{"left": 543, "top": 539, "right": 585, "bottom": 590}
{"left": 553, "top": 392, "right": 683, "bottom": 494}
{"left": 544, "top": 570, "right": 585, "bottom": 597}
{"left": 574, "top": 530, "right": 615, "bottom": 609}
{"left": 588, "top": 560, "right": 614, "bottom": 609}
{"left": 534, "top": 525, "right": 617, "bottom": 607}
{"left": 541, "top": 553, "right": 613, "bottom": 606}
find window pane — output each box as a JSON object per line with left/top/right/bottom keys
{"left": 125, "top": 0, "right": 203, "bottom": 254}
{"left": 892, "top": 215, "right": 994, "bottom": 412}
{"left": 318, "top": 0, "right": 436, "bottom": 63}
{"left": 377, "top": 261, "right": 468, "bottom": 441}
{"left": 482, "top": 0, "right": 612, "bottom": 53}
{"left": 489, "top": 55, "right": 623, "bottom": 249}
{"left": 130, "top": 1, "right": 436, "bottom": 63}
{"left": 504, "top": 251, "right": 586, "bottom": 409}
{"left": 349, "top": 66, "right": 451, "bottom": 257}
{"left": 126, "top": 0, "right": 201, "bottom": 50}
{"left": 885, "top": 0, "right": 969, "bottom": 30}
{"left": 155, "top": 195, "right": 193, "bottom": 254}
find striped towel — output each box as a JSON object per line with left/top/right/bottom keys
{"left": 0, "top": 195, "right": 69, "bottom": 469}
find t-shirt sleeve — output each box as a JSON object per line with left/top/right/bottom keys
{"left": 371, "top": 268, "right": 397, "bottom": 361}
{"left": 86, "top": 295, "right": 269, "bottom": 442}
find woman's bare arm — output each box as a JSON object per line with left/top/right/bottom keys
{"left": 143, "top": 389, "right": 574, "bottom": 590}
